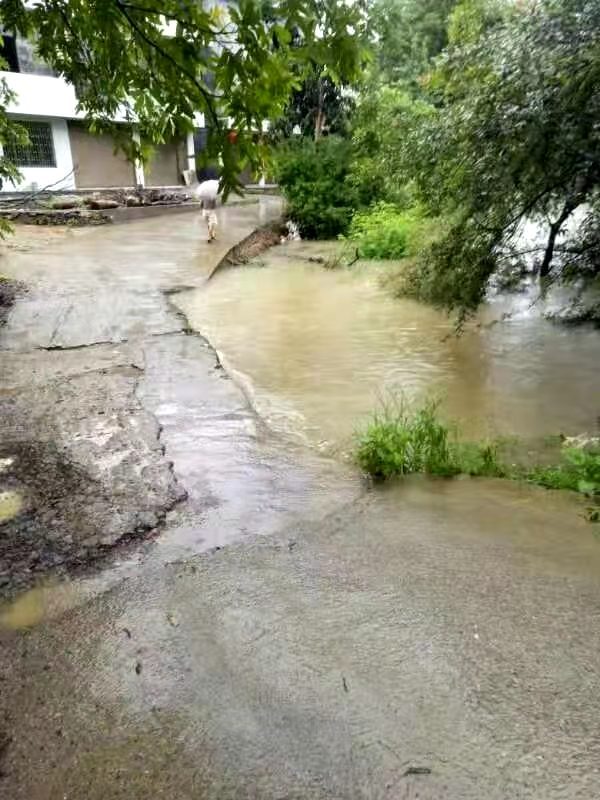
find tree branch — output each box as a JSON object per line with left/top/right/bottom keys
{"left": 118, "top": 1, "right": 234, "bottom": 37}
{"left": 113, "top": 0, "right": 221, "bottom": 131}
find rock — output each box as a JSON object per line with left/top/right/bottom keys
{"left": 49, "top": 195, "right": 83, "bottom": 210}
{"left": 85, "top": 196, "right": 120, "bottom": 210}
{"left": 136, "top": 511, "right": 159, "bottom": 530}
{"left": 125, "top": 194, "right": 143, "bottom": 207}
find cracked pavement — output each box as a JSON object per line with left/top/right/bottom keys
{"left": 0, "top": 199, "right": 289, "bottom": 592}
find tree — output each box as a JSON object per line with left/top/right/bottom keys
{"left": 271, "top": 64, "right": 354, "bottom": 141}
{"left": 0, "top": 73, "right": 28, "bottom": 232}
{"left": 0, "top": 0, "right": 367, "bottom": 194}
{"left": 368, "top": 0, "right": 460, "bottom": 90}
{"left": 347, "top": 86, "right": 431, "bottom": 208}
{"left": 400, "top": 0, "right": 600, "bottom": 315}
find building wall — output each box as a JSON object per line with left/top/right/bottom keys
{"left": 68, "top": 122, "right": 136, "bottom": 188}
{"left": 14, "top": 38, "right": 55, "bottom": 76}
{"left": 1, "top": 71, "right": 79, "bottom": 118}
{"left": 2, "top": 116, "right": 75, "bottom": 192}
{"left": 145, "top": 140, "right": 185, "bottom": 187}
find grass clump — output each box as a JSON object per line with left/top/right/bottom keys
{"left": 355, "top": 397, "right": 505, "bottom": 481}
{"left": 355, "top": 396, "right": 600, "bottom": 515}
{"left": 355, "top": 398, "right": 456, "bottom": 480}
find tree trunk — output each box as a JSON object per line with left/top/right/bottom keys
{"left": 539, "top": 201, "right": 576, "bottom": 277}
{"left": 314, "top": 77, "right": 325, "bottom": 141}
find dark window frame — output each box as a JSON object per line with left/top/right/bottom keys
{"left": 5, "top": 120, "right": 57, "bottom": 168}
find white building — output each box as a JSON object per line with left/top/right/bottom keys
{"left": 0, "top": 34, "right": 198, "bottom": 193}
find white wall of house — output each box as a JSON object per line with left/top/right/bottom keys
{"left": 1, "top": 71, "right": 79, "bottom": 118}
{"left": 3, "top": 116, "right": 75, "bottom": 192}
{"left": 0, "top": 71, "right": 77, "bottom": 191}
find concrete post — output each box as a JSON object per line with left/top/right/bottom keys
{"left": 132, "top": 129, "right": 145, "bottom": 189}
{"left": 259, "top": 120, "right": 270, "bottom": 187}
{"left": 186, "top": 131, "right": 196, "bottom": 173}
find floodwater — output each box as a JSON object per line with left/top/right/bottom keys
{"left": 3, "top": 218, "right": 600, "bottom": 800}
{"left": 177, "top": 242, "right": 600, "bottom": 452}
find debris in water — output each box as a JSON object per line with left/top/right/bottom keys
{"left": 403, "top": 766, "right": 431, "bottom": 777}
{"left": 281, "top": 220, "right": 301, "bottom": 242}
{"left": 166, "top": 612, "right": 179, "bottom": 628}
{"left": 342, "top": 676, "right": 349, "bottom": 693}
{"left": 0, "top": 457, "right": 14, "bottom": 473}
{"left": 122, "top": 627, "right": 132, "bottom": 639}
{"left": 0, "top": 490, "right": 22, "bottom": 523}
{"left": 135, "top": 660, "right": 142, "bottom": 675}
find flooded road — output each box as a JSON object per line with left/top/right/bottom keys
{"left": 2, "top": 216, "right": 600, "bottom": 799}
{"left": 177, "top": 242, "right": 600, "bottom": 449}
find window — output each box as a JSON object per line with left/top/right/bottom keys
{"left": 0, "top": 35, "right": 19, "bottom": 72}
{"left": 4, "top": 120, "right": 56, "bottom": 167}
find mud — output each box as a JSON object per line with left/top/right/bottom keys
{"left": 0, "top": 276, "right": 24, "bottom": 325}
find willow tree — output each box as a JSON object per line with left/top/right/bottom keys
{"left": 0, "top": 0, "right": 366, "bottom": 195}
{"left": 401, "top": 0, "right": 600, "bottom": 315}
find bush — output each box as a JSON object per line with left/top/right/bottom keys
{"left": 347, "top": 202, "right": 442, "bottom": 260}
{"left": 273, "top": 136, "right": 359, "bottom": 239}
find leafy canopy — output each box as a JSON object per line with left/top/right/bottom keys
{"left": 367, "top": 0, "right": 460, "bottom": 90}
{"left": 398, "top": 0, "right": 600, "bottom": 313}
{"left": 0, "top": 0, "right": 367, "bottom": 194}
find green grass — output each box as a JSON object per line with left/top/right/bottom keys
{"left": 355, "top": 397, "right": 506, "bottom": 481}
{"left": 522, "top": 448, "right": 600, "bottom": 496}
{"left": 355, "top": 397, "right": 600, "bottom": 514}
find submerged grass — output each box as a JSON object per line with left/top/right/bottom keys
{"left": 355, "top": 396, "right": 600, "bottom": 513}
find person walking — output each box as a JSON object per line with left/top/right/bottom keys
{"left": 194, "top": 175, "right": 220, "bottom": 243}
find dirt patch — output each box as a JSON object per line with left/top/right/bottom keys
{"left": 0, "top": 277, "right": 25, "bottom": 325}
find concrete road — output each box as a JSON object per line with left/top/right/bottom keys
{"left": 1, "top": 204, "right": 600, "bottom": 799}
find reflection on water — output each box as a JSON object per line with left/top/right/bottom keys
{"left": 178, "top": 244, "right": 600, "bottom": 451}
{"left": 0, "top": 580, "right": 100, "bottom": 629}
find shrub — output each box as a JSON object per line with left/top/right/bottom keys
{"left": 273, "top": 136, "right": 359, "bottom": 239}
{"left": 347, "top": 203, "right": 442, "bottom": 260}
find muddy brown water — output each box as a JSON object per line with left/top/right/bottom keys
{"left": 176, "top": 242, "right": 600, "bottom": 451}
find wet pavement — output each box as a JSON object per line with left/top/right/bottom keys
{"left": 0, "top": 199, "right": 289, "bottom": 590}
{"left": 1, "top": 206, "right": 600, "bottom": 798}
